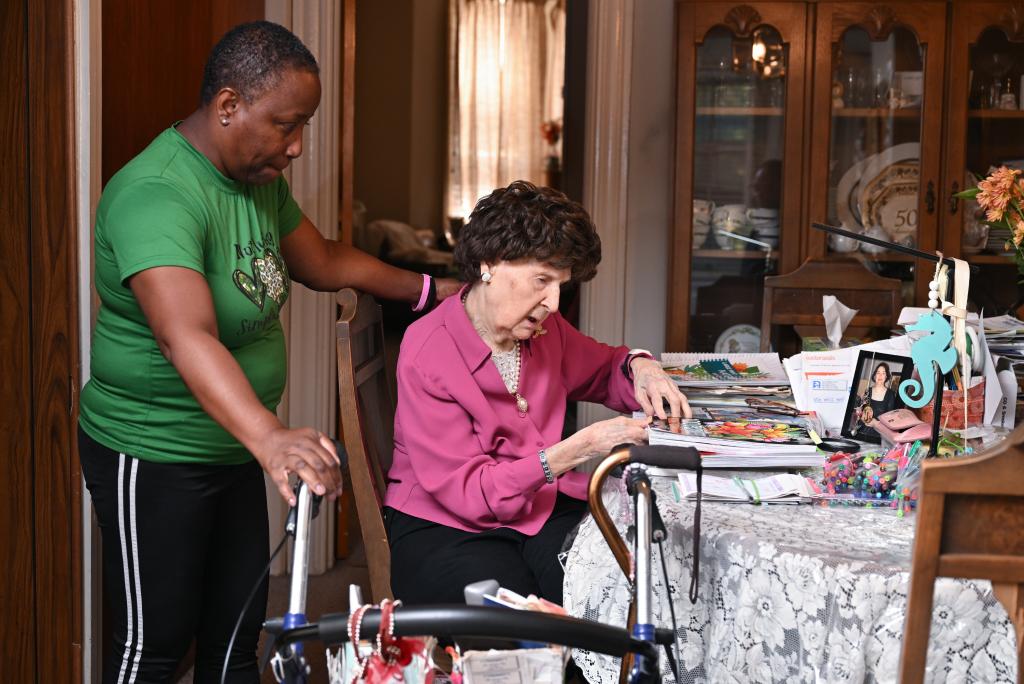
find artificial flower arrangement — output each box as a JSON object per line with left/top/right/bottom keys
{"left": 957, "top": 166, "right": 1024, "bottom": 275}
{"left": 540, "top": 119, "right": 562, "bottom": 173}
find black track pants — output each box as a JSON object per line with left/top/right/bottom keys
{"left": 80, "top": 426, "right": 269, "bottom": 684}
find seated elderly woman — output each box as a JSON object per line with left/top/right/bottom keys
{"left": 383, "top": 181, "right": 690, "bottom": 605}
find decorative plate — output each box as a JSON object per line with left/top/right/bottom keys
{"left": 714, "top": 324, "right": 762, "bottom": 354}
{"left": 857, "top": 143, "right": 921, "bottom": 244}
{"left": 835, "top": 154, "right": 875, "bottom": 230}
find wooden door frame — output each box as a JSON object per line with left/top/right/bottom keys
{"left": 11, "top": 0, "right": 83, "bottom": 680}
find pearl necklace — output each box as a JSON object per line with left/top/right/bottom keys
{"left": 491, "top": 341, "right": 529, "bottom": 416}
{"left": 464, "top": 290, "right": 529, "bottom": 416}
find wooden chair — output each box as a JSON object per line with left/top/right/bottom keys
{"left": 759, "top": 258, "right": 902, "bottom": 353}
{"left": 900, "top": 424, "right": 1024, "bottom": 681}
{"left": 336, "top": 288, "right": 395, "bottom": 602}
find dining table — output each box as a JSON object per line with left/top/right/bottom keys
{"left": 563, "top": 473, "right": 1017, "bottom": 683}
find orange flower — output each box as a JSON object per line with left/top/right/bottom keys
{"left": 1013, "top": 213, "right": 1024, "bottom": 247}
{"left": 977, "top": 167, "right": 1020, "bottom": 223}
{"left": 732, "top": 362, "right": 749, "bottom": 372}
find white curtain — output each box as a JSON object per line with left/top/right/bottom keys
{"left": 447, "top": 0, "right": 565, "bottom": 219}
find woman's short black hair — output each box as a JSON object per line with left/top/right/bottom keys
{"left": 200, "top": 21, "right": 319, "bottom": 105}
{"left": 453, "top": 181, "right": 602, "bottom": 283}
{"left": 875, "top": 362, "right": 891, "bottom": 382}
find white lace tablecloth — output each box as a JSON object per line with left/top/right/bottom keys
{"left": 563, "top": 476, "right": 1016, "bottom": 683}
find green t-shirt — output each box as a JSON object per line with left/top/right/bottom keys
{"left": 79, "top": 126, "right": 303, "bottom": 464}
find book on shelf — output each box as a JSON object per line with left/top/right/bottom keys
{"left": 660, "top": 352, "right": 789, "bottom": 387}
{"left": 677, "top": 472, "right": 821, "bottom": 504}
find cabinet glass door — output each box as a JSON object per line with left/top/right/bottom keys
{"left": 809, "top": 4, "right": 946, "bottom": 306}
{"left": 826, "top": 27, "right": 924, "bottom": 295}
{"left": 687, "top": 24, "right": 788, "bottom": 351}
{"left": 943, "top": 4, "right": 1024, "bottom": 315}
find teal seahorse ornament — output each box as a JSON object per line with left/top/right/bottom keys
{"left": 899, "top": 310, "right": 958, "bottom": 409}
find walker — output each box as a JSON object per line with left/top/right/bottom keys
{"left": 257, "top": 443, "right": 702, "bottom": 684}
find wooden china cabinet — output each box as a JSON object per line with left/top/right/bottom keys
{"left": 669, "top": 0, "right": 1024, "bottom": 352}
{"left": 940, "top": 1, "right": 1024, "bottom": 315}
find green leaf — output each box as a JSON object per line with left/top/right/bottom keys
{"left": 954, "top": 187, "right": 980, "bottom": 200}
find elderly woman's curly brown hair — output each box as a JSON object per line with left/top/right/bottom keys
{"left": 453, "top": 181, "right": 602, "bottom": 284}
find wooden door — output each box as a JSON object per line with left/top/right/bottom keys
{"left": 940, "top": 0, "right": 1024, "bottom": 315}
{"left": 0, "top": 0, "right": 80, "bottom": 680}
{"left": 670, "top": 2, "right": 810, "bottom": 351}
{"left": 102, "top": 0, "right": 264, "bottom": 183}
{"left": 806, "top": 2, "right": 947, "bottom": 308}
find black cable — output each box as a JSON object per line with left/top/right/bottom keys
{"left": 659, "top": 541, "right": 682, "bottom": 684}
{"left": 220, "top": 532, "right": 290, "bottom": 684}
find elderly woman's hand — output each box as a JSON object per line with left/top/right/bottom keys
{"left": 544, "top": 415, "right": 650, "bottom": 476}
{"left": 630, "top": 357, "right": 691, "bottom": 420}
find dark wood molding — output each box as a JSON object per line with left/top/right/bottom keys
{"left": 1, "top": 0, "right": 82, "bottom": 679}
{"left": 27, "top": 0, "right": 81, "bottom": 680}
{"left": 723, "top": 4, "right": 763, "bottom": 37}
{"left": 0, "top": 0, "right": 37, "bottom": 672}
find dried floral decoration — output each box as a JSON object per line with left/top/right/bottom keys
{"left": 958, "top": 166, "right": 1024, "bottom": 270}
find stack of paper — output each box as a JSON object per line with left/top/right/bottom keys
{"left": 648, "top": 417, "right": 823, "bottom": 468}
{"left": 660, "top": 353, "right": 789, "bottom": 387}
{"left": 982, "top": 314, "right": 1024, "bottom": 425}
{"left": 677, "top": 472, "right": 821, "bottom": 504}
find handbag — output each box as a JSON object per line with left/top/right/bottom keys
{"left": 873, "top": 409, "right": 932, "bottom": 444}
{"left": 328, "top": 599, "right": 436, "bottom": 684}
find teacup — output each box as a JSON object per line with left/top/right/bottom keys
{"left": 860, "top": 225, "right": 890, "bottom": 254}
{"left": 712, "top": 204, "right": 748, "bottom": 228}
{"left": 693, "top": 199, "right": 715, "bottom": 223}
{"left": 829, "top": 225, "right": 861, "bottom": 253}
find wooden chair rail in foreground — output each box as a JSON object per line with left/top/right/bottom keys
{"left": 759, "top": 258, "right": 901, "bottom": 352}
{"left": 900, "top": 423, "right": 1024, "bottom": 682}
{"left": 336, "top": 288, "right": 395, "bottom": 602}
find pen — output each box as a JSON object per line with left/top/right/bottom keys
{"left": 732, "top": 476, "right": 758, "bottom": 505}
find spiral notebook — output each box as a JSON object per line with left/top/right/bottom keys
{"left": 660, "top": 352, "right": 789, "bottom": 387}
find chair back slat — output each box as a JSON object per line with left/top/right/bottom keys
{"left": 759, "top": 257, "right": 901, "bottom": 353}
{"left": 336, "top": 288, "right": 395, "bottom": 601}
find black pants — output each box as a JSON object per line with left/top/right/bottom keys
{"left": 385, "top": 493, "right": 587, "bottom": 606}
{"left": 79, "top": 427, "right": 269, "bottom": 684}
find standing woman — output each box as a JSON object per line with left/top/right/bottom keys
{"left": 79, "top": 22, "right": 457, "bottom": 683}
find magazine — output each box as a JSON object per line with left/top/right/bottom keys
{"left": 648, "top": 417, "right": 818, "bottom": 453}
{"left": 660, "top": 352, "right": 789, "bottom": 387}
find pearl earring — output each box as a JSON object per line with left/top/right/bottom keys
{"left": 220, "top": 117, "right": 229, "bottom": 126}
{"left": 481, "top": 272, "right": 492, "bottom": 283}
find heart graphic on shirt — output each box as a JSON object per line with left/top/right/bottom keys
{"left": 232, "top": 248, "right": 289, "bottom": 311}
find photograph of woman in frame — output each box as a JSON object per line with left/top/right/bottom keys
{"left": 841, "top": 351, "right": 913, "bottom": 443}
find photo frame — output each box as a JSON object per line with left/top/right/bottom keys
{"left": 840, "top": 350, "right": 913, "bottom": 444}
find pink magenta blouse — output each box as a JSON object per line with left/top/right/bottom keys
{"left": 383, "top": 290, "right": 642, "bottom": 535}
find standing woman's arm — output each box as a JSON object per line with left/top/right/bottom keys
{"left": 129, "top": 265, "right": 342, "bottom": 504}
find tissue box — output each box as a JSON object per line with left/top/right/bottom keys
{"left": 800, "top": 336, "right": 865, "bottom": 351}
{"left": 917, "top": 378, "right": 985, "bottom": 429}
